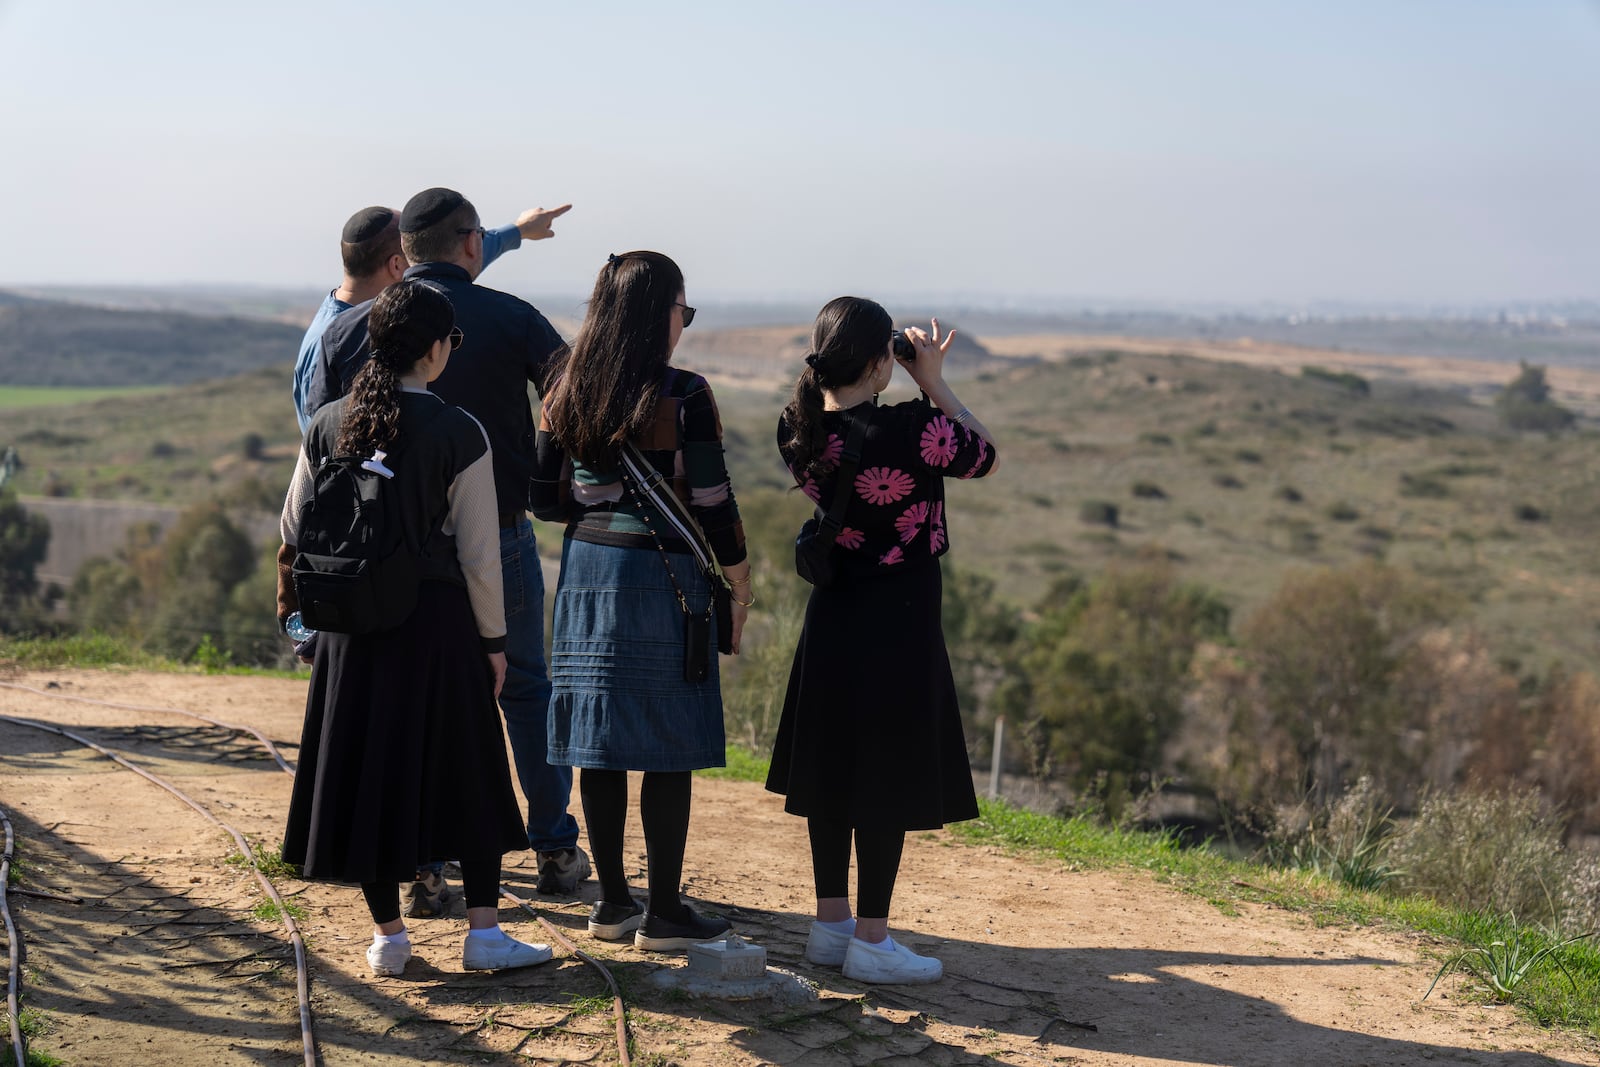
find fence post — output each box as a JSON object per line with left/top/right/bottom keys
{"left": 989, "top": 716, "right": 1004, "bottom": 798}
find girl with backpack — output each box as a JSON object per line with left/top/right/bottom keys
{"left": 531, "top": 250, "right": 752, "bottom": 951}
{"left": 277, "top": 279, "right": 549, "bottom": 976}
{"left": 768, "top": 296, "right": 1000, "bottom": 984}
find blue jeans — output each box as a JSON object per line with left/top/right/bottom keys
{"left": 499, "top": 519, "right": 580, "bottom": 853}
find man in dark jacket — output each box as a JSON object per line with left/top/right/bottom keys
{"left": 309, "top": 188, "right": 590, "bottom": 900}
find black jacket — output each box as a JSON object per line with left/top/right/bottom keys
{"left": 306, "top": 262, "right": 565, "bottom": 516}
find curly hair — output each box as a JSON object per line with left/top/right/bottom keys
{"left": 335, "top": 280, "right": 454, "bottom": 456}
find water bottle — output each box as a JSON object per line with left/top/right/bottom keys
{"left": 285, "top": 611, "right": 316, "bottom": 643}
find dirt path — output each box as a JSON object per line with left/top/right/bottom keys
{"left": 3, "top": 668, "right": 1597, "bottom": 1067}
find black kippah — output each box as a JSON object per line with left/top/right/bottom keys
{"left": 341, "top": 206, "right": 395, "bottom": 244}
{"left": 399, "top": 187, "right": 467, "bottom": 233}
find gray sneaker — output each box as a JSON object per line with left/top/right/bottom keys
{"left": 403, "top": 871, "right": 454, "bottom": 918}
{"left": 535, "top": 846, "right": 592, "bottom": 895}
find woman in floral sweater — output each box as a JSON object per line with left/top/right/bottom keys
{"left": 768, "top": 296, "right": 999, "bottom": 985}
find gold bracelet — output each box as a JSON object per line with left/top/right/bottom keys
{"left": 732, "top": 592, "right": 756, "bottom": 607}
{"left": 729, "top": 575, "right": 752, "bottom": 586}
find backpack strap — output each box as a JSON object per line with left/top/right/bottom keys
{"left": 812, "top": 414, "right": 869, "bottom": 548}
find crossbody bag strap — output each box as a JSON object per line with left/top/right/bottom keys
{"left": 617, "top": 461, "right": 707, "bottom": 622}
{"left": 813, "top": 413, "right": 869, "bottom": 547}
{"left": 620, "top": 441, "right": 720, "bottom": 580}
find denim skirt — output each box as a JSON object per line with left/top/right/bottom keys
{"left": 547, "top": 535, "right": 726, "bottom": 772}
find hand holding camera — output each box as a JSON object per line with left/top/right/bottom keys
{"left": 892, "top": 318, "right": 956, "bottom": 393}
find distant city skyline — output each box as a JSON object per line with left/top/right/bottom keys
{"left": 1, "top": 1, "right": 1597, "bottom": 306}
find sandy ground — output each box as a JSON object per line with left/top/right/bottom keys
{"left": 978, "top": 333, "right": 1600, "bottom": 414}
{"left": 3, "top": 668, "right": 1598, "bottom": 1067}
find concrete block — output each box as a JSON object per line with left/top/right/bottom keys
{"left": 686, "top": 934, "right": 766, "bottom": 981}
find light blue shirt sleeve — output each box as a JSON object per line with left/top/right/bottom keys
{"left": 292, "top": 292, "right": 348, "bottom": 433}
{"left": 480, "top": 224, "right": 521, "bottom": 275}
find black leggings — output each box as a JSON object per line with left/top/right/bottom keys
{"left": 360, "top": 856, "right": 501, "bottom": 924}
{"left": 807, "top": 817, "right": 906, "bottom": 919}
{"left": 580, "top": 768, "right": 692, "bottom": 920}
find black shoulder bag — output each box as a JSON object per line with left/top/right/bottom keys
{"left": 794, "top": 414, "right": 868, "bottom": 588}
{"left": 618, "top": 443, "right": 734, "bottom": 679}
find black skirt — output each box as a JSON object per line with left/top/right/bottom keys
{"left": 282, "top": 580, "right": 528, "bottom": 884}
{"left": 766, "top": 559, "right": 979, "bottom": 831}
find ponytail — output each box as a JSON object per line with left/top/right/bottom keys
{"left": 337, "top": 355, "right": 403, "bottom": 456}
{"left": 781, "top": 364, "right": 830, "bottom": 483}
{"left": 781, "top": 296, "right": 893, "bottom": 484}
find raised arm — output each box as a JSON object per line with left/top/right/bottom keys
{"left": 898, "top": 319, "right": 1000, "bottom": 477}
{"left": 479, "top": 204, "right": 573, "bottom": 276}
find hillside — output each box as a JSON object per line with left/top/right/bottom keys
{"left": 6, "top": 339, "right": 1600, "bottom": 677}
{"left": 0, "top": 292, "right": 303, "bottom": 386}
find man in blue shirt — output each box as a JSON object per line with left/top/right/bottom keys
{"left": 291, "top": 201, "right": 571, "bottom": 432}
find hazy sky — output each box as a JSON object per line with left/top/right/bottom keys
{"left": 1, "top": 1, "right": 1597, "bottom": 306}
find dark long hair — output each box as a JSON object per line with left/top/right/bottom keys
{"left": 336, "top": 280, "right": 454, "bottom": 456}
{"left": 544, "top": 251, "right": 685, "bottom": 471}
{"left": 781, "top": 296, "right": 893, "bottom": 483}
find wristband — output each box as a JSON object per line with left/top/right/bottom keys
{"left": 952, "top": 408, "right": 974, "bottom": 425}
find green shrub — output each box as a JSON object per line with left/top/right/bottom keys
{"left": 1234, "top": 449, "right": 1263, "bottom": 464}
{"left": 1324, "top": 501, "right": 1360, "bottom": 522}
{"left": 1130, "top": 481, "right": 1166, "bottom": 500}
{"left": 1212, "top": 473, "right": 1244, "bottom": 490}
{"left": 1496, "top": 362, "right": 1575, "bottom": 433}
{"left": 1079, "top": 500, "right": 1119, "bottom": 527}
{"left": 1265, "top": 777, "right": 1398, "bottom": 891}
{"left": 1399, "top": 472, "right": 1450, "bottom": 499}
{"left": 1274, "top": 486, "right": 1304, "bottom": 503}
{"left": 1514, "top": 503, "right": 1548, "bottom": 523}
{"left": 1138, "top": 432, "right": 1174, "bottom": 447}
{"left": 1389, "top": 788, "right": 1585, "bottom": 928}
{"left": 1301, "top": 365, "right": 1371, "bottom": 395}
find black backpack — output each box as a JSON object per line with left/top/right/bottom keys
{"left": 291, "top": 426, "right": 435, "bottom": 634}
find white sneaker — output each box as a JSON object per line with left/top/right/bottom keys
{"left": 804, "top": 921, "right": 853, "bottom": 966}
{"left": 366, "top": 938, "right": 412, "bottom": 977}
{"left": 841, "top": 936, "right": 942, "bottom": 984}
{"left": 462, "top": 931, "right": 553, "bottom": 971}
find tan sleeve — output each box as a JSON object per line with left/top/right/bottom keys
{"left": 444, "top": 418, "right": 506, "bottom": 644}
{"left": 280, "top": 447, "right": 314, "bottom": 547}
{"left": 276, "top": 448, "right": 315, "bottom": 623}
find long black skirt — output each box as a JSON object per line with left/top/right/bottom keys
{"left": 766, "top": 559, "right": 979, "bottom": 832}
{"left": 282, "top": 580, "right": 528, "bottom": 884}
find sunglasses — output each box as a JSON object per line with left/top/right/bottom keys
{"left": 448, "top": 326, "right": 464, "bottom": 350}
{"left": 675, "top": 302, "right": 697, "bottom": 328}
{"left": 455, "top": 225, "right": 486, "bottom": 239}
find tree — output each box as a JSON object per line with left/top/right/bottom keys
{"left": 148, "top": 503, "right": 256, "bottom": 660}
{"left": 1237, "top": 561, "right": 1457, "bottom": 811}
{"left": 0, "top": 488, "right": 51, "bottom": 632}
{"left": 1005, "top": 557, "right": 1229, "bottom": 801}
{"left": 1495, "top": 361, "right": 1575, "bottom": 433}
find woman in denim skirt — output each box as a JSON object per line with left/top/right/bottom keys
{"left": 531, "top": 251, "right": 752, "bottom": 951}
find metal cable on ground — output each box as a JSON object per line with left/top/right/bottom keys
{"left": 1, "top": 684, "right": 636, "bottom": 1066}
{"left": 0, "top": 682, "right": 295, "bottom": 774}
{"left": 0, "top": 714, "right": 316, "bottom": 1067}
{"left": 2, "top": 806, "right": 25, "bottom": 1067}
{"left": 499, "top": 885, "right": 631, "bottom": 1067}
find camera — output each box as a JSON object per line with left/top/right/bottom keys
{"left": 891, "top": 329, "right": 916, "bottom": 361}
